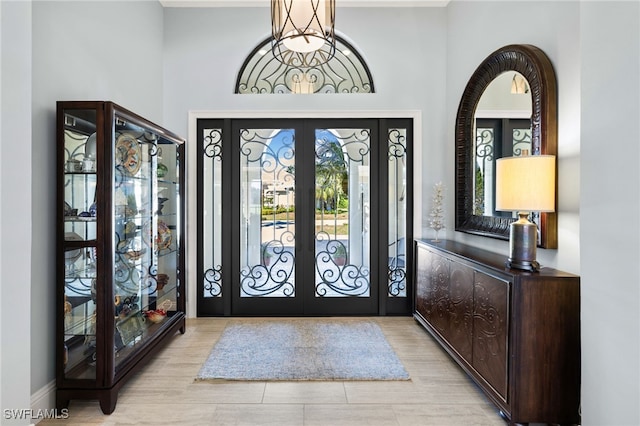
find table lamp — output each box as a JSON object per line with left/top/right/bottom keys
{"left": 495, "top": 155, "right": 556, "bottom": 271}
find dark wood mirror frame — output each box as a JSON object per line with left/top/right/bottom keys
{"left": 455, "top": 44, "right": 558, "bottom": 249}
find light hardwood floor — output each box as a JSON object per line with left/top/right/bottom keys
{"left": 41, "top": 317, "right": 506, "bottom": 425}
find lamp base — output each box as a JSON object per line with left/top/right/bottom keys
{"left": 506, "top": 212, "right": 540, "bottom": 272}
{"left": 505, "top": 258, "right": 540, "bottom": 272}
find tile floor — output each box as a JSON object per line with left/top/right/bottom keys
{"left": 39, "top": 317, "right": 506, "bottom": 425}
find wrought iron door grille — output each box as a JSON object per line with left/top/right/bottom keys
{"left": 236, "top": 36, "right": 374, "bottom": 94}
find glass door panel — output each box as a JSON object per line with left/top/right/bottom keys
{"left": 202, "top": 128, "right": 223, "bottom": 299}
{"left": 314, "top": 129, "right": 371, "bottom": 298}
{"left": 112, "top": 122, "right": 155, "bottom": 367}
{"left": 239, "top": 128, "right": 296, "bottom": 298}
{"left": 62, "top": 108, "right": 98, "bottom": 380}
{"left": 112, "top": 118, "right": 181, "bottom": 368}
{"left": 388, "top": 128, "right": 407, "bottom": 298}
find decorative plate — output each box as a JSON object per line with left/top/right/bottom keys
{"left": 156, "top": 220, "right": 172, "bottom": 250}
{"left": 142, "top": 219, "right": 172, "bottom": 251}
{"left": 115, "top": 133, "right": 142, "bottom": 176}
{"left": 64, "top": 232, "right": 84, "bottom": 263}
{"left": 85, "top": 132, "right": 97, "bottom": 159}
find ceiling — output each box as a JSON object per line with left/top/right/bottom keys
{"left": 159, "top": 0, "right": 449, "bottom": 7}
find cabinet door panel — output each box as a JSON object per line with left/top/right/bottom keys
{"left": 448, "top": 263, "right": 473, "bottom": 361}
{"left": 414, "top": 245, "right": 431, "bottom": 320}
{"left": 430, "top": 254, "right": 450, "bottom": 337}
{"left": 61, "top": 107, "right": 100, "bottom": 383}
{"left": 415, "top": 245, "right": 449, "bottom": 337}
{"left": 473, "top": 271, "right": 509, "bottom": 400}
{"left": 112, "top": 118, "right": 183, "bottom": 371}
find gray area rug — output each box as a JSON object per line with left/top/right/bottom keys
{"left": 196, "top": 319, "right": 410, "bottom": 381}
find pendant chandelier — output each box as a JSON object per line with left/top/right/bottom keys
{"left": 271, "top": 0, "right": 336, "bottom": 68}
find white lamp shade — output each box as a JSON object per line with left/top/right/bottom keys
{"left": 274, "top": 0, "right": 331, "bottom": 53}
{"left": 495, "top": 155, "right": 556, "bottom": 212}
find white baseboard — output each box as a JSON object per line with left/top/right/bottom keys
{"left": 30, "top": 380, "right": 56, "bottom": 424}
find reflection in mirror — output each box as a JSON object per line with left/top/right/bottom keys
{"left": 473, "top": 71, "right": 532, "bottom": 218}
{"left": 455, "top": 44, "right": 557, "bottom": 249}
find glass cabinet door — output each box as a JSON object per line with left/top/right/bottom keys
{"left": 112, "top": 115, "right": 181, "bottom": 369}
{"left": 62, "top": 107, "right": 99, "bottom": 380}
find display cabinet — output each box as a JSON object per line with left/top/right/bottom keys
{"left": 56, "top": 101, "right": 186, "bottom": 414}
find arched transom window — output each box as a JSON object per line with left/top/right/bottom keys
{"left": 235, "top": 35, "right": 374, "bottom": 94}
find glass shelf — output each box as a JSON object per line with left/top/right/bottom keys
{"left": 64, "top": 217, "right": 97, "bottom": 222}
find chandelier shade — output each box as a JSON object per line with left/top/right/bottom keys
{"left": 271, "top": 0, "right": 336, "bottom": 67}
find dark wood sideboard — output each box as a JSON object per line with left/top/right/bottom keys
{"left": 413, "top": 239, "right": 580, "bottom": 425}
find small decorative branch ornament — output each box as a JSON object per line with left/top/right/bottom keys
{"left": 429, "top": 182, "right": 445, "bottom": 242}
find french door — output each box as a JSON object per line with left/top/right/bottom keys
{"left": 197, "top": 118, "right": 412, "bottom": 316}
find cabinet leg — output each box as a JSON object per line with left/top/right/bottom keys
{"left": 99, "top": 391, "right": 117, "bottom": 415}
{"left": 55, "top": 395, "right": 70, "bottom": 411}
{"left": 498, "top": 410, "right": 527, "bottom": 426}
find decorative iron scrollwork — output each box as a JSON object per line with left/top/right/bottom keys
{"left": 388, "top": 129, "right": 406, "bottom": 159}
{"left": 204, "top": 266, "right": 223, "bottom": 298}
{"left": 315, "top": 238, "right": 370, "bottom": 297}
{"left": 387, "top": 238, "right": 406, "bottom": 298}
{"left": 512, "top": 128, "right": 532, "bottom": 156}
{"left": 476, "top": 129, "right": 495, "bottom": 161}
{"left": 203, "top": 129, "right": 222, "bottom": 159}
{"left": 240, "top": 239, "right": 295, "bottom": 297}
{"left": 388, "top": 267, "right": 407, "bottom": 297}
{"left": 236, "top": 36, "right": 374, "bottom": 94}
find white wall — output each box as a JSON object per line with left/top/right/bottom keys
{"left": 24, "top": 0, "right": 165, "bottom": 416}
{"left": 446, "top": 0, "right": 582, "bottom": 274}
{"left": 162, "top": 6, "right": 448, "bottom": 140}
{"left": 1, "top": 2, "right": 33, "bottom": 423}
{"left": 580, "top": 2, "right": 640, "bottom": 425}
{"left": 446, "top": 1, "right": 639, "bottom": 424}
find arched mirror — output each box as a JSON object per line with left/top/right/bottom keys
{"left": 455, "top": 44, "right": 557, "bottom": 248}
